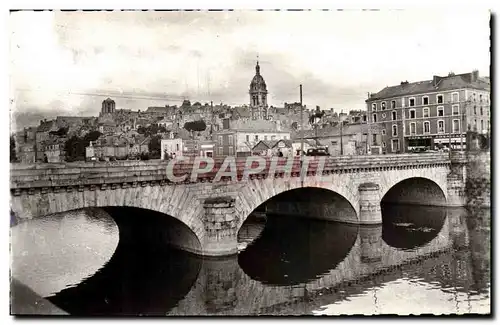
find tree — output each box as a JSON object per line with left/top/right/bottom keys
{"left": 64, "top": 131, "right": 102, "bottom": 161}
{"left": 309, "top": 106, "right": 325, "bottom": 124}
{"left": 183, "top": 120, "right": 207, "bottom": 132}
{"left": 148, "top": 135, "right": 162, "bottom": 159}
{"left": 83, "top": 131, "right": 102, "bottom": 143}
{"left": 137, "top": 125, "right": 166, "bottom": 136}
{"left": 64, "top": 135, "right": 83, "bottom": 161}
{"left": 10, "top": 136, "right": 17, "bottom": 163}
{"left": 49, "top": 127, "right": 68, "bottom": 137}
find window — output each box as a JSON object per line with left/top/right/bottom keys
{"left": 424, "top": 121, "right": 430, "bottom": 134}
{"left": 254, "top": 135, "right": 259, "bottom": 141}
{"left": 479, "top": 94, "right": 483, "bottom": 102}
{"left": 453, "top": 119, "right": 460, "bottom": 133}
{"left": 372, "top": 134, "right": 377, "bottom": 145}
{"left": 474, "top": 105, "right": 477, "bottom": 115}
{"left": 372, "top": 103, "right": 377, "bottom": 111}
{"left": 409, "top": 98, "right": 415, "bottom": 107}
{"left": 176, "top": 143, "right": 179, "bottom": 151}
{"left": 218, "top": 136, "right": 223, "bottom": 145}
{"left": 423, "top": 107, "right": 430, "bottom": 118}
{"left": 452, "top": 92, "right": 459, "bottom": 103}
{"left": 363, "top": 115, "right": 367, "bottom": 122}
{"left": 438, "top": 120, "right": 445, "bottom": 133}
{"left": 218, "top": 147, "right": 223, "bottom": 155}
{"left": 474, "top": 119, "right": 478, "bottom": 130}
{"left": 438, "top": 106, "right": 444, "bottom": 117}
{"left": 392, "top": 111, "right": 397, "bottom": 121}
{"left": 410, "top": 122, "right": 416, "bottom": 135}
{"left": 271, "top": 135, "right": 276, "bottom": 141}
{"left": 391, "top": 139, "right": 399, "bottom": 152}
{"left": 392, "top": 124, "right": 398, "bottom": 137}
{"left": 472, "top": 93, "right": 476, "bottom": 102}
{"left": 437, "top": 94, "right": 444, "bottom": 104}
{"left": 452, "top": 105, "right": 459, "bottom": 115}
{"left": 372, "top": 114, "right": 377, "bottom": 123}
{"left": 480, "top": 106, "right": 484, "bottom": 115}
{"left": 381, "top": 102, "right": 386, "bottom": 110}
{"left": 229, "top": 147, "right": 234, "bottom": 156}
{"left": 382, "top": 141, "right": 386, "bottom": 148}
{"left": 264, "top": 135, "right": 268, "bottom": 141}
{"left": 409, "top": 109, "right": 416, "bottom": 119}
{"left": 246, "top": 135, "right": 250, "bottom": 142}
{"left": 422, "top": 96, "right": 429, "bottom": 105}
{"left": 481, "top": 120, "right": 484, "bottom": 131}
{"left": 382, "top": 129, "right": 386, "bottom": 135}
{"left": 391, "top": 100, "right": 396, "bottom": 109}
{"left": 228, "top": 135, "right": 233, "bottom": 144}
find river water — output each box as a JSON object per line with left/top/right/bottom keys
{"left": 10, "top": 204, "right": 490, "bottom": 316}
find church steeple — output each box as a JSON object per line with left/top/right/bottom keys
{"left": 249, "top": 56, "right": 268, "bottom": 120}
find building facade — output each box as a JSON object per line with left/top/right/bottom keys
{"left": 252, "top": 139, "right": 293, "bottom": 156}
{"left": 249, "top": 61, "right": 269, "bottom": 120}
{"left": 366, "top": 71, "right": 490, "bottom": 153}
{"left": 214, "top": 129, "right": 291, "bottom": 158}
{"left": 161, "top": 138, "right": 184, "bottom": 159}
{"left": 300, "top": 124, "right": 381, "bottom": 156}
{"left": 182, "top": 139, "right": 216, "bottom": 158}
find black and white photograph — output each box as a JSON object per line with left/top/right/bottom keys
{"left": 8, "top": 8, "right": 491, "bottom": 316}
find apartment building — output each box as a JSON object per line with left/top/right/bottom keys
{"left": 366, "top": 70, "right": 490, "bottom": 153}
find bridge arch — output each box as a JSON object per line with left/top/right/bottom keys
{"left": 381, "top": 177, "right": 447, "bottom": 206}
{"left": 10, "top": 185, "right": 206, "bottom": 254}
{"left": 235, "top": 178, "right": 358, "bottom": 233}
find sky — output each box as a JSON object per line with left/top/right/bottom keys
{"left": 9, "top": 10, "right": 491, "bottom": 129}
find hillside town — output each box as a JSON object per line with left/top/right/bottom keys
{"left": 10, "top": 62, "right": 491, "bottom": 164}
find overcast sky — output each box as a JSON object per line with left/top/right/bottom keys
{"left": 10, "top": 10, "right": 490, "bottom": 128}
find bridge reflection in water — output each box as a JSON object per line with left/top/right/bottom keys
{"left": 10, "top": 204, "right": 489, "bottom": 315}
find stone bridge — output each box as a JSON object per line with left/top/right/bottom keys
{"left": 10, "top": 153, "right": 468, "bottom": 256}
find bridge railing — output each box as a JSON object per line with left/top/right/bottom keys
{"left": 10, "top": 153, "right": 450, "bottom": 189}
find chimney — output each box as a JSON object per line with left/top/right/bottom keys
{"left": 471, "top": 70, "right": 479, "bottom": 82}
{"left": 432, "top": 76, "right": 442, "bottom": 87}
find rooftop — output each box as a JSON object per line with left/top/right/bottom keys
{"left": 367, "top": 71, "right": 490, "bottom": 101}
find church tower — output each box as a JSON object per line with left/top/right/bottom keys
{"left": 101, "top": 98, "right": 116, "bottom": 115}
{"left": 249, "top": 61, "right": 268, "bottom": 120}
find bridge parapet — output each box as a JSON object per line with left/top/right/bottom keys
{"left": 11, "top": 153, "right": 451, "bottom": 193}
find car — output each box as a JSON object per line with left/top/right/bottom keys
{"left": 306, "top": 148, "right": 330, "bottom": 156}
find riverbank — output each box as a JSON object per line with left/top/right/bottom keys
{"left": 10, "top": 278, "right": 67, "bottom": 315}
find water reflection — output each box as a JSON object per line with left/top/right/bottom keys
{"left": 47, "top": 208, "right": 202, "bottom": 316}
{"left": 10, "top": 204, "right": 490, "bottom": 315}
{"left": 10, "top": 209, "right": 119, "bottom": 297}
{"left": 381, "top": 204, "right": 447, "bottom": 250}
{"left": 238, "top": 217, "right": 358, "bottom": 286}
